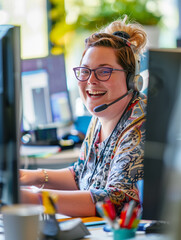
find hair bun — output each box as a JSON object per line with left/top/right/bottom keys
{"left": 113, "top": 31, "right": 130, "bottom": 40}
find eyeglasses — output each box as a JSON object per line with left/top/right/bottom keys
{"left": 73, "top": 66, "right": 126, "bottom": 82}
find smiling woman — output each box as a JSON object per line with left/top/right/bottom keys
{"left": 20, "top": 15, "right": 147, "bottom": 218}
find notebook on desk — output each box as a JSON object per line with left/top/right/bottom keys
{"left": 55, "top": 213, "right": 105, "bottom": 225}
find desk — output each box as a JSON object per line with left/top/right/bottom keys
{"left": 0, "top": 215, "right": 170, "bottom": 240}
{"left": 55, "top": 216, "right": 168, "bottom": 240}
{"left": 20, "top": 145, "right": 80, "bottom": 169}
{"left": 82, "top": 228, "right": 168, "bottom": 239}
{"left": 0, "top": 229, "right": 170, "bottom": 240}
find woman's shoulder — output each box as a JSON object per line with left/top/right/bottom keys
{"left": 123, "top": 92, "right": 147, "bottom": 125}
{"left": 134, "top": 91, "right": 147, "bottom": 103}
{"left": 131, "top": 92, "right": 147, "bottom": 113}
{"left": 84, "top": 116, "right": 100, "bottom": 144}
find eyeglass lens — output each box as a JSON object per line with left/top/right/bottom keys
{"left": 74, "top": 67, "right": 112, "bottom": 81}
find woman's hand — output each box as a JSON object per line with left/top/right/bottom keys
{"left": 19, "top": 169, "right": 43, "bottom": 187}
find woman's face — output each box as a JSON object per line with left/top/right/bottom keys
{"left": 78, "top": 46, "right": 128, "bottom": 116}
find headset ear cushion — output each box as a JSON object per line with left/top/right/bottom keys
{"left": 127, "top": 73, "right": 143, "bottom": 92}
{"left": 134, "top": 74, "right": 143, "bottom": 92}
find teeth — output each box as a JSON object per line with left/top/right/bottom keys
{"left": 88, "top": 90, "right": 105, "bottom": 95}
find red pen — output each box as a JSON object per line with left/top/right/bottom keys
{"left": 124, "top": 200, "right": 137, "bottom": 227}
{"left": 103, "top": 203, "right": 115, "bottom": 221}
{"left": 104, "top": 198, "right": 116, "bottom": 221}
{"left": 127, "top": 208, "right": 137, "bottom": 229}
{"left": 120, "top": 203, "right": 129, "bottom": 228}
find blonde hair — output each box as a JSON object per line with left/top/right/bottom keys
{"left": 103, "top": 15, "right": 147, "bottom": 54}
{"left": 81, "top": 15, "right": 147, "bottom": 74}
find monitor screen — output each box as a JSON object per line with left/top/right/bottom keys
{"left": 163, "top": 79, "right": 181, "bottom": 228}
{"left": 177, "top": 39, "right": 181, "bottom": 47}
{"left": 143, "top": 49, "right": 181, "bottom": 220}
{"left": 21, "top": 54, "right": 73, "bottom": 132}
{"left": 142, "top": 48, "right": 181, "bottom": 220}
{"left": 0, "top": 25, "right": 21, "bottom": 205}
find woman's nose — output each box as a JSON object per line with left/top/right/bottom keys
{"left": 87, "top": 71, "right": 98, "bottom": 84}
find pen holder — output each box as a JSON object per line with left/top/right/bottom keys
{"left": 113, "top": 228, "right": 136, "bottom": 240}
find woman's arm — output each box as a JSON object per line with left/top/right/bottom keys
{"left": 20, "top": 188, "right": 96, "bottom": 217}
{"left": 20, "top": 168, "right": 78, "bottom": 190}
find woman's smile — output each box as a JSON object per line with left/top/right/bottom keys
{"left": 86, "top": 89, "right": 107, "bottom": 98}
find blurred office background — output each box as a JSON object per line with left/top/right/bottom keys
{"left": 0, "top": 0, "right": 180, "bottom": 119}
{"left": 1, "top": 1, "right": 181, "bottom": 237}
{"left": 1, "top": 1, "right": 181, "bottom": 234}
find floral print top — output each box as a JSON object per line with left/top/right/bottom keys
{"left": 70, "top": 92, "right": 147, "bottom": 215}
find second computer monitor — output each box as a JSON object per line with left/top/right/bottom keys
{"left": 143, "top": 48, "right": 181, "bottom": 220}
{"left": 21, "top": 54, "right": 73, "bottom": 132}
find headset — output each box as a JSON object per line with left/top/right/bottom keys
{"left": 113, "top": 31, "right": 143, "bottom": 92}
{"left": 126, "top": 51, "right": 143, "bottom": 92}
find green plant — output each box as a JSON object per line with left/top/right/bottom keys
{"left": 49, "top": 0, "right": 162, "bottom": 52}
{"left": 73, "top": 0, "right": 162, "bottom": 29}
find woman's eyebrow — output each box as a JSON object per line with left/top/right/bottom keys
{"left": 81, "top": 63, "right": 113, "bottom": 68}
{"left": 81, "top": 64, "right": 89, "bottom": 67}
{"left": 99, "top": 63, "right": 113, "bottom": 67}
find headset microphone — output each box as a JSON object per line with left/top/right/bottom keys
{"left": 93, "top": 89, "right": 133, "bottom": 112}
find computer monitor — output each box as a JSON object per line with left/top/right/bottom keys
{"left": 21, "top": 54, "right": 73, "bottom": 133}
{"left": 0, "top": 25, "right": 21, "bottom": 205}
{"left": 142, "top": 48, "right": 181, "bottom": 220}
{"left": 177, "top": 38, "right": 181, "bottom": 47}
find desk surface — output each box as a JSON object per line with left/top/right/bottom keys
{"left": 55, "top": 216, "right": 168, "bottom": 240}
{"left": 82, "top": 228, "right": 166, "bottom": 239}
{"left": 0, "top": 226, "right": 168, "bottom": 240}
{"left": 0, "top": 214, "right": 170, "bottom": 240}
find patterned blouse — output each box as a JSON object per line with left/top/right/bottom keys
{"left": 70, "top": 92, "right": 147, "bottom": 215}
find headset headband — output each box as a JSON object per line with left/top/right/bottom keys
{"left": 113, "top": 31, "right": 142, "bottom": 91}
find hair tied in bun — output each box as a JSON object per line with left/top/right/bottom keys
{"left": 113, "top": 31, "right": 130, "bottom": 39}
{"left": 113, "top": 31, "right": 131, "bottom": 47}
